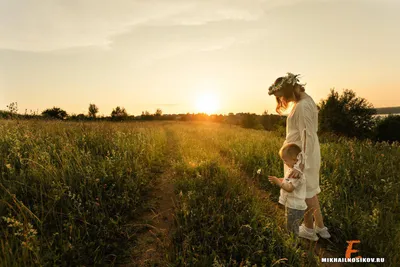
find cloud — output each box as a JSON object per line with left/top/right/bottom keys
{"left": 0, "top": 0, "right": 304, "bottom": 52}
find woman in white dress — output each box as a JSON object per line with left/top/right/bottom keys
{"left": 268, "top": 73, "right": 331, "bottom": 241}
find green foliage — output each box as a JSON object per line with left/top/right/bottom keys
{"left": 111, "top": 106, "right": 128, "bottom": 121}
{"left": 155, "top": 108, "right": 162, "bottom": 117}
{"left": 260, "top": 112, "right": 285, "bottom": 131}
{"left": 41, "top": 107, "right": 68, "bottom": 120}
{"left": 318, "top": 89, "right": 376, "bottom": 139}
{"left": 0, "top": 121, "right": 167, "bottom": 265}
{"left": 173, "top": 162, "right": 296, "bottom": 266}
{"left": 141, "top": 111, "right": 154, "bottom": 120}
{"left": 374, "top": 115, "right": 400, "bottom": 143}
{"left": 241, "top": 113, "right": 263, "bottom": 130}
{"left": 205, "top": 125, "right": 400, "bottom": 266}
{"left": 6, "top": 102, "right": 18, "bottom": 115}
{"left": 319, "top": 138, "right": 400, "bottom": 264}
{"left": 88, "top": 104, "right": 99, "bottom": 118}
{"left": 170, "top": 125, "right": 310, "bottom": 266}
{"left": 2, "top": 121, "right": 398, "bottom": 265}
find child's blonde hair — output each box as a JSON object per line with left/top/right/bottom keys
{"left": 279, "top": 143, "right": 301, "bottom": 160}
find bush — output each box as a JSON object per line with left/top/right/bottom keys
{"left": 111, "top": 106, "right": 128, "bottom": 121}
{"left": 374, "top": 115, "right": 400, "bottom": 142}
{"left": 241, "top": 114, "right": 263, "bottom": 130}
{"left": 318, "top": 89, "right": 376, "bottom": 139}
{"left": 42, "top": 107, "right": 68, "bottom": 120}
{"left": 260, "top": 113, "right": 285, "bottom": 131}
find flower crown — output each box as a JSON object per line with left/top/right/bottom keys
{"left": 268, "top": 72, "right": 304, "bottom": 95}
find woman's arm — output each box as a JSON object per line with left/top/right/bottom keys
{"left": 289, "top": 103, "right": 315, "bottom": 178}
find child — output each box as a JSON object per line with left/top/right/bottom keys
{"left": 268, "top": 143, "right": 310, "bottom": 238}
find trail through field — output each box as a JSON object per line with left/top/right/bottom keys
{"left": 130, "top": 123, "right": 343, "bottom": 266}
{"left": 128, "top": 127, "right": 178, "bottom": 266}
{"left": 186, "top": 123, "right": 344, "bottom": 267}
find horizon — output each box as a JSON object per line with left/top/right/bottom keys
{"left": 2, "top": 102, "right": 399, "bottom": 117}
{"left": 1, "top": 0, "right": 400, "bottom": 116}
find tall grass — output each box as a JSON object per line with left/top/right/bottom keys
{"left": 0, "top": 120, "right": 167, "bottom": 266}
{"left": 194, "top": 123, "right": 400, "bottom": 265}
{"left": 1, "top": 120, "right": 398, "bottom": 265}
{"left": 169, "top": 123, "right": 317, "bottom": 266}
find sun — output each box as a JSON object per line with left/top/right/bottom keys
{"left": 195, "top": 91, "right": 220, "bottom": 114}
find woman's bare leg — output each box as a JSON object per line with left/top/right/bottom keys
{"left": 303, "top": 199, "right": 314, "bottom": 229}
{"left": 304, "top": 195, "right": 325, "bottom": 228}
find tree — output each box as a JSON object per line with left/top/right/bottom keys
{"left": 6, "top": 102, "right": 18, "bottom": 114}
{"left": 111, "top": 106, "right": 128, "bottom": 121}
{"left": 155, "top": 108, "right": 162, "bottom": 117}
{"left": 241, "top": 113, "right": 263, "bottom": 130}
{"left": 374, "top": 115, "right": 400, "bottom": 143}
{"left": 260, "top": 110, "right": 285, "bottom": 131}
{"left": 318, "top": 89, "right": 376, "bottom": 139}
{"left": 4, "top": 102, "right": 18, "bottom": 119}
{"left": 88, "top": 104, "right": 99, "bottom": 118}
{"left": 42, "top": 107, "right": 68, "bottom": 120}
{"left": 141, "top": 111, "right": 153, "bottom": 120}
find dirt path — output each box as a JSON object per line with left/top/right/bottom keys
{"left": 127, "top": 128, "right": 178, "bottom": 266}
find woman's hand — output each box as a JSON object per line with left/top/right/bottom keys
{"left": 268, "top": 176, "right": 280, "bottom": 186}
{"left": 288, "top": 163, "right": 304, "bottom": 178}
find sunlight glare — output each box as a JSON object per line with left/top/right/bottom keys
{"left": 195, "top": 91, "right": 220, "bottom": 114}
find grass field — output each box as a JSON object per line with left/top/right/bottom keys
{"left": 1, "top": 120, "right": 399, "bottom": 266}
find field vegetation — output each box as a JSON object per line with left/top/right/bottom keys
{"left": 1, "top": 120, "right": 399, "bottom": 266}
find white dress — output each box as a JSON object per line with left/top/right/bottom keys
{"left": 283, "top": 94, "right": 321, "bottom": 198}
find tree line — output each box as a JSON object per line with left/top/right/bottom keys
{"left": 1, "top": 89, "right": 399, "bottom": 142}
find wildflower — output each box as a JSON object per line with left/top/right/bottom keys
{"left": 95, "top": 178, "right": 100, "bottom": 182}
{"left": 6, "top": 164, "right": 12, "bottom": 170}
{"left": 381, "top": 154, "right": 384, "bottom": 157}
{"left": 257, "top": 168, "right": 261, "bottom": 175}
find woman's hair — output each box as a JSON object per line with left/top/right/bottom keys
{"left": 279, "top": 143, "right": 301, "bottom": 160}
{"left": 273, "top": 77, "right": 306, "bottom": 115}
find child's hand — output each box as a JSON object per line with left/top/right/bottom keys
{"left": 268, "top": 176, "right": 280, "bottom": 186}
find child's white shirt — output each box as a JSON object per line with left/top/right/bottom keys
{"left": 278, "top": 168, "right": 307, "bottom": 210}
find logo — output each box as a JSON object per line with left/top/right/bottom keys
{"left": 321, "top": 240, "right": 385, "bottom": 263}
{"left": 346, "top": 240, "right": 362, "bottom": 258}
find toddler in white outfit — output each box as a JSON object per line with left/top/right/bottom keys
{"left": 268, "top": 143, "right": 306, "bottom": 235}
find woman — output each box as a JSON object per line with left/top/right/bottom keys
{"left": 268, "top": 73, "right": 331, "bottom": 241}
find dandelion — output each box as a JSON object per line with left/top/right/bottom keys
{"left": 257, "top": 168, "right": 261, "bottom": 175}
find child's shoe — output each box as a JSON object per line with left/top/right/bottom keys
{"left": 298, "top": 224, "right": 319, "bottom": 241}
{"left": 314, "top": 223, "right": 331, "bottom": 239}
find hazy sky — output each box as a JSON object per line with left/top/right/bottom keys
{"left": 1, "top": 0, "right": 399, "bottom": 116}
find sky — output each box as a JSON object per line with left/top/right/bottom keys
{"left": 1, "top": 0, "right": 399, "bottom": 116}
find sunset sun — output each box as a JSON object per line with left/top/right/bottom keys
{"left": 195, "top": 91, "right": 220, "bottom": 114}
